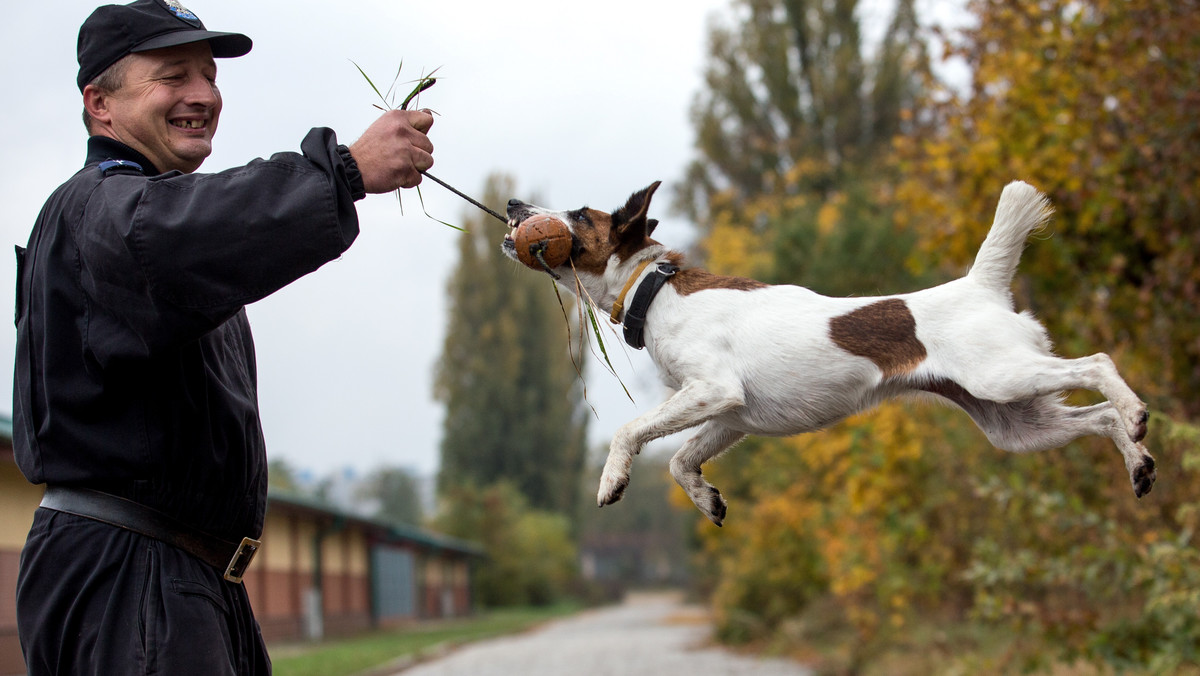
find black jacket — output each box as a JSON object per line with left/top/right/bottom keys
{"left": 14, "top": 128, "right": 364, "bottom": 542}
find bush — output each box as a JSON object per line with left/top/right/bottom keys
{"left": 433, "top": 481, "right": 579, "bottom": 607}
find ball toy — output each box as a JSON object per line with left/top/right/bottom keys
{"left": 513, "top": 214, "right": 573, "bottom": 270}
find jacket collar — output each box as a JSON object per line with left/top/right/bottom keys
{"left": 86, "top": 136, "right": 160, "bottom": 176}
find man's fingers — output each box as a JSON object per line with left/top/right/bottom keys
{"left": 415, "top": 153, "right": 433, "bottom": 174}
{"left": 409, "top": 109, "right": 434, "bottom": 134}
{"left": 349, "top": 109, "right": 437, "bottom": 194}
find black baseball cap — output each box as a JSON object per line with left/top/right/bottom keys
{"left": 77, "top": 0, "right": 252, "bottom": 91}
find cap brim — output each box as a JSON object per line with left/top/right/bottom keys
{"left": 132, "top": 30, "right": 252, "bottom": 58}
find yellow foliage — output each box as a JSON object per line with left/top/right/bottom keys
{"left": 703, "top": 211, "right": 774, "bottom": 278}
{"left": 896, "top": 0, "right": 1200, "bottom": 416}
{"left": 685, "top": 1, "right": 1200, "bottom": 670}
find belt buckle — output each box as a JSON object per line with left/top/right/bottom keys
{"left": 223, "top": 536, "right": 262, "bottom": 583}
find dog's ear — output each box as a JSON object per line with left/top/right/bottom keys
{"left": 612, "top": 181, "right": 662, "bottom": 240}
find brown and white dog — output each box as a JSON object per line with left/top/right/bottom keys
{"left": 502, "top": 181, "right": 1155, "bottom": 526}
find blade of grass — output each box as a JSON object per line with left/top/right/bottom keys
{"left": 551, "top": 281, "right": 599, "bottom": 419}
{"left": 400, "top": 68, "right": 440, "bottom": 110}
{"left": 351, "top": 60, "right": 389, "bottom": 109}
{"left": 569, "top": 265, "right": 634, "bottom": 403}
{"left": 382, "top": 60, "right": 404, "bottom": 107}
{"left": 415, "top": 184, "right": 464, "bottom": 231}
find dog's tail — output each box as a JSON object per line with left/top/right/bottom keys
{"left": 967, "top": 181, "right": 1053, "bottom": 298}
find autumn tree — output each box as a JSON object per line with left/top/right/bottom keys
{"left": 890, "top": 0, "right": 1200, "bottom": 669}
{"left": 435, "top": 174, "right": 589, "bottom": 516}
{"left": 678, "top": 0, "right": 931, "bottom": 294}
{"left": 684, "top": 0, "right": 1200, "bottom": 671}
{"left": 895, "top": 0, "right": 1200, "bottom": 418}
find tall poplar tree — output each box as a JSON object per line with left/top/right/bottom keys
{"left": 434, "top": 174, "right": 588, "bottom": 516}
{"left": 677, "top": 0, "right": 930, "bottom": 294}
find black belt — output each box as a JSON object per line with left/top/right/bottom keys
{"left": 39, "top": 486, "right": 261, "bottom": 583}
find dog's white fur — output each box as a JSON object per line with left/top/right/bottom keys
{"left": 503, "top": 181, "right": 1155, "bottom": 526}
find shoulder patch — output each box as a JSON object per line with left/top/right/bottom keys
{"left": 98, "top": 159, "right": 144, "bottom": 176}
{"left": 829, "top": 298, "right": 927, "bottom": 377}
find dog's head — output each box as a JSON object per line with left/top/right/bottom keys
{"left": 502, "top": 181, "right": 663, "bottom": 281}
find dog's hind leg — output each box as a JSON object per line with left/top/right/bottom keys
{"left": 927, "top": 382, "right": 1156, "bottom": 497}
{"left": 598, "top": 379, "right": 743, "bottom": 510}
{"left": 958, "top": 352, "right": 1149, "bottom": 443}
{"left": 668, "top": 422, "right": 746, "bottom": 527}
{"left": 996, "top": 400, "right": 1157, "bottom": 498}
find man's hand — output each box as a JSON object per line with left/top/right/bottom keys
{"left": 349, "top": 109, "right": 434, "bottom": 193}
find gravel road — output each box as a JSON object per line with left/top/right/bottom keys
{"left": 393, "top": 591, "right": 811, "bottom": 676}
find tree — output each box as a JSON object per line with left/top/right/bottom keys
{"left": 895, "top": 0, "right": 1200, "bottom": 418}
{"left": 267, "top": 457, "right": 302, "bottom": 493}
{"left": 683, "top": 0, "right": 1200, "bottom": 671}
{"left": 433, "top": 482, "right": 579, "bottom": 607}
{"left": 434, "top": 173, "right": 589, "bottom": 516}
{"left": 677, "top": 0, "right": 932, "bottom": 294}
{"left": 356, "top": 466, "right": 424, "bottom": 525}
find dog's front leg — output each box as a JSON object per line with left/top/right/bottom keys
{"left": 668, "top": 421, "right": 746, "bottom": 526}
{"left": 598, "top": 379, "right": 743, "bottom": 511}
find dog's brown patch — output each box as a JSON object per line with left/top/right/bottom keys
{"left": 561, "top": 209, "right": 620, "bottom": 276}
{"left": 829, "top": 299, "right": 927, "bottom": 377}
{"left": 668, "top": 265, "right": 769, "bottom": 297}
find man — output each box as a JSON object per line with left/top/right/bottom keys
{"left": 13, "top": 0, "right": 434, "bottom": 673}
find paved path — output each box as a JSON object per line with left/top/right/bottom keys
{"left": 394, "top": 592, "right": 810, "bottom": 676}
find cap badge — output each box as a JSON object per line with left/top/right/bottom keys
{"left": 163, "top": 0, "right": 200, "bottom": 23}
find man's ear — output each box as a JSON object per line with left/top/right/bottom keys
{"left": 612, "top": 181, "right": 662, "bottom": 240}
{"left": 83, "top": 85, "right": 114, "bottom": 128}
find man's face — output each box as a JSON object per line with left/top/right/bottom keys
{"left": 97, "top": 41, "right": 222, "bottom": 174}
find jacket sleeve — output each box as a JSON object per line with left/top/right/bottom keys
{"left": 75, "top": 127, "right": 362, "bottom": 361}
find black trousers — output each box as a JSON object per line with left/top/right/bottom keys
{"left": 16, "top": 509, "right": 270, "bottom": 675}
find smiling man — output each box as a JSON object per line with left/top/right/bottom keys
{"left": 13, "top": 1, "right": 434, "bottom": 674}
{"left": 84, "top": 40, "right": 225, "bottom": 174}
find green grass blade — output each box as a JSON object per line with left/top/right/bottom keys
{"left": 415, "top": 185, "right": 464, "bottom": 231}
{"left": 350, "top": 60, "right": 390, "bottom": 110}
{"left": 585, "top": 303, "right": 633, "bottom": 402}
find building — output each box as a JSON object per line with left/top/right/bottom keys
{"left": 0, "top": 417, "right": 481, "bottom": 674}
{"left": 246, "top": 491, "right": 482, "bottom": 643}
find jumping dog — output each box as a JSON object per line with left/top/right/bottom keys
{"left": 502, "top": 181, "right": 1155, "bottom": 526}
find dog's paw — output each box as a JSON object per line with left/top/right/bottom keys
{"left": 597, "top": 472, "right": 630, "bottom": 508}
{"left": 701, "top": 486, "right": 728, "bottom": 527}
{"left": 1132, "top": 454, "right": 1156, "bottom": 499}
{"left": 1131, "top": 407, "right": 1150, "bottom": 443}
{"left": 1119, "top": 401, "right": 1150, "bottom": 442}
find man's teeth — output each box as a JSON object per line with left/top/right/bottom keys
{"left": 172, "top": 120, "right": 204, "bottom": 129}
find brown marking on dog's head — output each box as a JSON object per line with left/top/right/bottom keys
{"left": 829, "top": 298, "right": 927, "bottom": 377}
{"left": 504, "top": 182, "right": 665, "bottom": 276}
{"left": 558, "top": 207, "right": 617, "bottom": 276}
{"left": 668, "top": 267, "right": 770, "bottom": 296}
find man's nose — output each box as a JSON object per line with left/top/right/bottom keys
{"left": 183, "top": 74, "right": 219, "bottom": 105}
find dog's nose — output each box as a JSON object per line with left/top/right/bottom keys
{"left": 507, "top": 199, "right": 523, "bottom": 208}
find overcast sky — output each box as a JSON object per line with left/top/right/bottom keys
{"left": 1, "top": 0, "right": 967, "bottom": 482}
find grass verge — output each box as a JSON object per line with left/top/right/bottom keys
{"left": 270, "top": 603, "right": 582, "bottom": 676}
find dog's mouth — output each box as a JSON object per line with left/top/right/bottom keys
{"left": 502, "top": 202, "right": 539, "bottom": 258}
{"left": 501, "top": 216, "right": 524, "bottom": 257}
